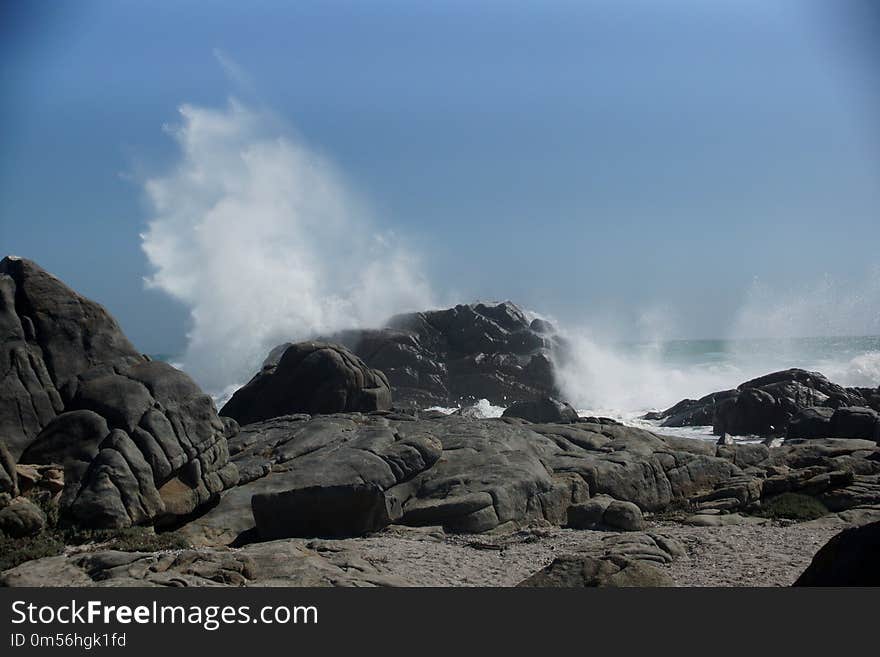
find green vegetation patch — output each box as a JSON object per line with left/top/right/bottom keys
{"left": 755, "top": 493, "right": 829, "bottom": 521}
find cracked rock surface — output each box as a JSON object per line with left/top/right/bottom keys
{"left": 0, "top": 257, "right": 238, "bottom": 529}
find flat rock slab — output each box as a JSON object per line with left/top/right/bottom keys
{"left": 0, "top": 539, "right": 408, "bottom": 587}
{"left": 685, "top": 513, "right": 769, "bottom": 527}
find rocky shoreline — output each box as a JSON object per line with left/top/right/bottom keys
{"left": 2, "top": 256, "right": 879, "bottom": 586}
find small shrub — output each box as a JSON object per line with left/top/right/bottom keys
{"left": 0, "top": 532, "right": 64, "bottom": 572}
{"left": 756, "top": 493, "right": 829, "bottom": 521}
{"left": 0, "top": 500, "right": 190, "bottom": 574}
{"left": 62, "top": 526, "right": 190, "bottom": 552}
{"left": 649, "top": 498, "right": 697, "bottom": 521}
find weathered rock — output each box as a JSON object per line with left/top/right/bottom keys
{"left": 566, "top": 496, "right": 644, "bottom": 531}
{"left": 15, "top": 463, "right": 64, "bottom": 497}
{"left": 830, "top": 406, "right": 880, "bottom": 440}
{"left": 819, "top": 474, "right": 880, "bottom": 512}
{"left": 787, "top": 407, "right": 835, "bottom": 439}
{"left": 691, "top": 475, "right": 763, "bottom": 511}
{"left": 221, "top": 342, "right": 392, "bottom": 424}
{"left": 0, "top": 496, "right": 46, "bottom": 537}
{"left": 601, "top": 532, "right": 684, "bottom": 564}
{"left": 502, "top": 397, "right": 578, "bottom": 424}
{"left": 0, "top": 257, "right": 238, "bottom": 530}
{"left": 794, "top": 521, "right": 880, "bottom": 586}
{"left": 321, "top": 302, "right": 560, "bottom": 408}
{"left": 715, "top": 442, "right": 770, "bottom": 469}
{"left": 0, "top": 539, "right": 408, "bottom": 587}
{"left": 566, "top": 497, "right": 612, "bottom": 529}
{"left": 183, "top": 413, "right": 741, "bottom": 545}
{"left": 517, "top": 553, "right": 674, "bottom": 587}
{"left": 602, "top": 500, "right": 645, "bottom": 531}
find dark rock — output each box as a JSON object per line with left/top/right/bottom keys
{"left": 717, "top": 433, "right": 735, "bottom": 446}
{"left": 252, "top": 483, "right": 398, "bottom": 539}
{"left": 517, "top": 553, "right": 674, "bottom": 587}
{"left": 794, "top": 521, "right": 880, "bottom": 586}
{"left": 820, "top": 474, "right": 880, "bottom": 512}
{"left": 0, "top": 257, "right": 238, "bottom": 529}
{"left": 566, "top": 496, "right": 644, "bottom": 531}
{"left": 529, "top": 318, "right": 555, "bottom": 334}
{"left": 787, "top": 407, "right": 835, "bottom": 439}
{"left": 220, "top": 342, "right": 391, "bottom": 424}
{"left": 830, "top": 406, "right": 880, "bottom": 440}
{"left": 654, "top": 369, "right": 865, "bottom": 437}
{"left": 0, "top": 497, "right": 46, "bottom": 538}
{"left": 647, "top": 390, "right": 737, "bottom": 427}
{"left": 714, "top": 388, "right": 781, "bottom": 436}
{"left": 602, "top": 500, "right": 645, "bottom": 531}
{"left": 502, "top": 397, "right": 578, "bottom": 424}
{"left": 601, "top": 532, "right": 684, "bottom": 563}
{"left": 320, "top": 301, "right": 559, "bottom": 408}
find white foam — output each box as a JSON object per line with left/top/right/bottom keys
{"left": 140, "top": 99, "right": 433, "bottom": 395}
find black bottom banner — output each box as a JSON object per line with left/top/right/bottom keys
{"left": 0, "top": 587, "right": 872, "bottom": 654}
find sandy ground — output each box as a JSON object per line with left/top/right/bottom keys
{"left": 309, "top": 519, "right": 844, "bottom": 587}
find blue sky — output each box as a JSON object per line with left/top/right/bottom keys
{"left": 2, "top": 0, "right": 879, "bottom": 357}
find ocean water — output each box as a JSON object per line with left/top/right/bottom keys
{"left": 555, "top": 334, "right": 880, "bottom": 440}
{"left": 153, "top": 334, "right": 880, "bottom": 442}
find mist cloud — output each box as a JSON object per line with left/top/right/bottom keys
{"left": 140, "top": 99, "right": 433, "bottom": 393}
